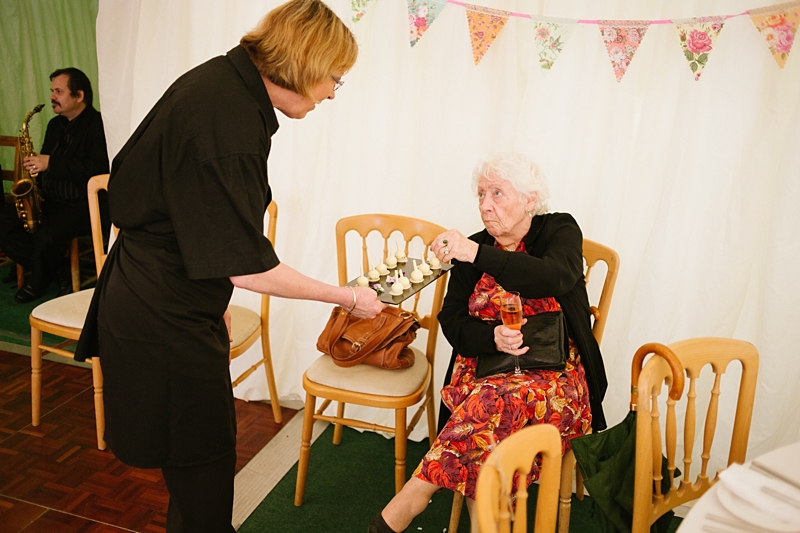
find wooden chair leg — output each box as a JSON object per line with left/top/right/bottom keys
{"left": 558, "top": 450, "right": 576, "bottom": 533}
{"left": 449, "top": 492, "right": 464, "bottom": 533}
{"left": 91, "top": 358, "right": 106, "bottom": 450}
{"left": 576, "top": 466, "right": 585, "bottom": 500}
{"left": 294, "top": 393, "right": 317, "bottom": 506}
{"left": 30, "top": 326, "right": 42, "bottom": 426}
{"left": 333, "top": 401, "right": 345, "bottom": 445}
{"left": 70, "top": 238, "right": 80, "bottom": 293}
{"left": 16, "top": 263, "right": 24, "bottom": 289}
{"left": 260, "top": 334, "right": 282, "bottom": 424}
{"left": 425, "top": 381, "right": 437, "bottom": 447}
{"left": 394, "top": 408, "right": 407, "bottom": 494}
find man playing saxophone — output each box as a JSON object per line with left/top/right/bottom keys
{"left": 0, "top": 67, "right": 109, "bottom": 303}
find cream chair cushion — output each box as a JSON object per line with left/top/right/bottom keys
{"left": 305, "top": 347, "right": 429, "bottom": 397}
{"left": 30, "top": 289, "right": 94, "bottom": 328}
{"left": 227, "top": 304, "right": 260, "bottom": 348}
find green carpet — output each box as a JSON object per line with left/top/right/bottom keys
{"left": 239, "top": 425, "right": 682, "bottom": 533}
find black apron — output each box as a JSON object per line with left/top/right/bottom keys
{"left": 78, "top": 229, "right": 236, "bottom": 468}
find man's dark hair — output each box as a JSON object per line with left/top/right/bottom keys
{"left": 50, "top": 67, "right": 93, "bottom": 107}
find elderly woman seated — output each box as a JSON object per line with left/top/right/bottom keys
{"left": 369, "top": 152, "right": 608, "bottom": 532}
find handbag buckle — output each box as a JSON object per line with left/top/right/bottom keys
{"left": 352, "top": 341, "right": 362, "bottom": 352}
{"left": 399, "top": 311, "right": 414, "bottom": 320}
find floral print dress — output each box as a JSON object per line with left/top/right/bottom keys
{"left": 413, "top": 242, "right": 591, "bottom": 500}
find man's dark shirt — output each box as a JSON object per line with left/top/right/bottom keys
{"left": 39, "top": 105, "right": 109, "bottom": 201}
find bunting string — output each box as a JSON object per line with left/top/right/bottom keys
{"left": 351, "top": 0, "right": 800, "bottom": 79}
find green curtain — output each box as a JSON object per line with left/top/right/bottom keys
{"left": 0, "top": 0, "right": 99, "bottom": 184}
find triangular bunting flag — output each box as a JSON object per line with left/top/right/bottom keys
{"left": 749, "top": 1, "right": 800, "bottom": 68}
{"left": 408, "top": 0, "right": 447, "bottom": 47}
{"left": 465, "top": 4, "right": 510, "bottom": 65}
{"left": 598, "top": 21, "right": 650, "bottom": 82}
{"left": 352, "top": 0, "right": 377, "bottom": 23}
{"left": 529, "top": 18, "right": 576, "bottom": 70}
{"left": 674, "top": 16, "right": 725, "bottom": 80}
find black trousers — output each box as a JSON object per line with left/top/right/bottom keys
{"left": 161, "top": 450, "right": 237, "bottom": 533}
{"left": 0, "top": 197, "right": 90, "bottom": 292}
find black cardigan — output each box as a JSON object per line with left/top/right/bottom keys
{"left": 437, "top": 212, "right": 608, "bottom": 433}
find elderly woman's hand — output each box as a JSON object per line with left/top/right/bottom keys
{"left": 494, "top": 320, "right": 529, "bottom": 355}
{"left": 432, "top": 229, "right": 479, "bottom": 264}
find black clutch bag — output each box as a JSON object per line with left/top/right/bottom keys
{"left": 474, "top": 310, "right": 569, "bottom": 379}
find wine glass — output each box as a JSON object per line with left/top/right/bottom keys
{"left": 499, "top": 291, "right": 523, "bottom": 375}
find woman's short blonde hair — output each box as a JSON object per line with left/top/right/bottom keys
{"left": 240, "top": 0, "right": 357, "bottom": 100}
{"left": 471, "top": 152, "right": 551, "bottom": 215}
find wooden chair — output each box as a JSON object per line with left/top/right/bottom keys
{"left": 0, "top": 135, "right": 21, "bottom": 189}
{"left": 30, "top": 173, "right": 113, "bottom": 449}
{"left": 0, "top": 135, "right": 23, "bottom": 283}
{"left": 475, "top": 423, "right": 563, "bottom": 533}
{"left": 631, "top": 338, "right": 759, "bottom": 533}
{"left": 450, "top": 238, "right": 620, "bottom": 532}
{"left": 227, "top": 201, "right": 282, "bottom": 423}
{"left": 294, "top": 214, "right": 448, "bottom": 505}
{"left": 556, "top": 238, "right": 620, "bottom": 532}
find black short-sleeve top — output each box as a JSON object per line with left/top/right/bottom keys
{"left": 108, "top": 45, "right": 281, "bottom": 279}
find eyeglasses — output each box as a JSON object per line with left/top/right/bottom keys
{"left": 331, "top": 75, "right": 344, "bottom": 92}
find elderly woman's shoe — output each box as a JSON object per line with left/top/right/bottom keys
{"left": 368, "top": 512, "right": 402, "bottom": 533}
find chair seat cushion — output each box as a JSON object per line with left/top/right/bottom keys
{"left": 31, "top": 289, "right": 94, "bottom": 328}
{"left": 227, "top": 305, "right": 260, "bottom": 348}
{"left": 305, "top": 347, "right": 429, "bottom": 397}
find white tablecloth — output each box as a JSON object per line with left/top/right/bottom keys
{"left": 677, "top": 440, "right": 800, "bottom": 533}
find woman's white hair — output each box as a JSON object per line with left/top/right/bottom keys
{"left": 471, "top": 152, "right": 550, "bottom": 215}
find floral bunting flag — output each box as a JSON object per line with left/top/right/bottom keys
{"left": 465, "top": 4, "right": 511, "bottom": 65}
{"left": 529, "top": 19, "right": 576, "bottom": 70}
{"left": 598, "top": 21, "right": 650, "bottom": 82}
{"left": 352, "top": 0, "right": 377, "bottom": 23}
{"left": 749, "top": 1, "right": 800, "bottom": 68}
{"left": 408, "top": 0, "right": 447, "bottom": 47}
{"left": 674, "top": 16, "right": 725, "bottom": 80}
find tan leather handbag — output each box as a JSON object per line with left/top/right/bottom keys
{"left": 316, "top": 306, "right": 419, "bottom": 369}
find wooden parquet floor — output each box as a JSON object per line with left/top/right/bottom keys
{"left": 0, "top": 350, "right": 295, "bottom": 532}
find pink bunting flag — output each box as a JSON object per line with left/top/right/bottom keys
{"left": 465, "top": 4, "right": 510, "bottom": 65}
{"left": 674, "top": 16, "right": 725, "bottom": 81}
{"left": 749, "top": 1, "right": 800, "bottom": 68}
{"left": 598, "top": 21, "right": 650, "bottom": 82}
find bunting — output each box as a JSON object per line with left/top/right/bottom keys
{"left": 465, "top": 4, "right": 510, "bottom": 65}
{"left": 674, "top": 16, "right": 726, "bottom": 80}
{"left": 598, "top": 21, "right": 650, "bottom": 82}
{"left": 350, "top": 0, "right": 798, "bottom": 78}
{"left": 351, "top": 0, "right": 376, "bottom": 23}
{"left": 529, "top": 19, "right": 576, "bottom": 70}
{"left": 408, "top": 0, "right": 448, "bottom": 47}
{"left": 749, "top": 1, "right": 800, "bottom": 68}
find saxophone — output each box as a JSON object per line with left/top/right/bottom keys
{"left": 12, "top": 104, "right": 45, "bottom": 233}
